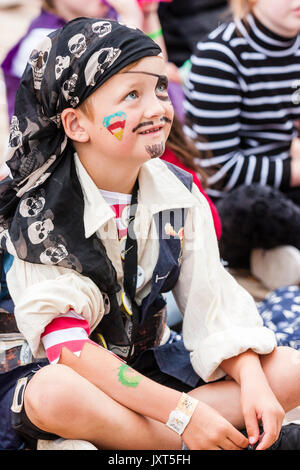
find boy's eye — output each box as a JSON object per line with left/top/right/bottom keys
{"left": 125, "top": 90, "right": 138, "bottom": 101}
{"left": 156, "top": 83, "right": 167, "bottom": 94}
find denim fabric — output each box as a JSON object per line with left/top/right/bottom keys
{"left": 154, "top": 330, "right": 201, "bottom": 388}
{"left": 165, "top": 291, "right": 182, "bottom": 327}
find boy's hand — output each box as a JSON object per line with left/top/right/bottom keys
{"left": 240, "top": 376, "right": 284, "bottom": 450}
{"left": 182, "top": 400, "right": 249, "bottom": 450}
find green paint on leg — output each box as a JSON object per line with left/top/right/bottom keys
{"left": 117, "top": 364, "right": 142, "bottom": 388}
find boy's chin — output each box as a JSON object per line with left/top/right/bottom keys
{"left": 144, "top": 141, "right": 165, "bottom": 160}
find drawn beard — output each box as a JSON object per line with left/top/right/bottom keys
{"left": 145, "top": 141, "right": 165, "bottom": 158}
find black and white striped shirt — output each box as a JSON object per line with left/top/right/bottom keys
{"left": 184, "top": 13, "right": 300, "bottom": 199}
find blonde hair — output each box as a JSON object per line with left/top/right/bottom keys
{"left": 230, "top": 0, "right": 256, "bottom": 19}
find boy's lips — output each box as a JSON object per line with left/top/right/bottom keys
{"left": 137, "top": 125, "right": 164, "bottom": 135}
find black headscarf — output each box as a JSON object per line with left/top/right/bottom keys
{"left": 0, "top": 18, "right": 161, "bottom": 309}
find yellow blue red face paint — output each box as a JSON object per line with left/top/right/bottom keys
{"left": 103, "top": 111, "right": 127, "bottom": 141}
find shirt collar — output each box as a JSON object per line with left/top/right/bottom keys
{"left": 74, "top": 153, "right": 195, "bottom": 238}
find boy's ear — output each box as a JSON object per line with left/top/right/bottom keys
{"left": 61, "top": 108, "right": 90, "bottom": 143}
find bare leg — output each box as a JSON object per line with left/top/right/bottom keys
{"left": 24, "top": 363, "right": 182, "bottom": 450}
{"left": 24, "top": 346, "right": 300, "bottom": 449}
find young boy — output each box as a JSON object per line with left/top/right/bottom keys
{"left": 1, "top": 18, "right": 300, "bottom": 450}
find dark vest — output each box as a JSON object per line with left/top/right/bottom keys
{"left": 91, "top": 162, "right": 193, "bottom": 364}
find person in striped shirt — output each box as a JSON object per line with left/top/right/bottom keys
{"left": 184, "top": 0, "right": 300, "bottom": 290}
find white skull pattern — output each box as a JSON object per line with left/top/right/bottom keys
{"left": 40, "top": 244, "right": 68, "bottom": 265}
{"left": 92, "top": 21, "right": 112, "bottom": 37}
{"left": 68, "top": 33, "right": 87, "bottom": 58}
{"left": 27, "top": 218, "right": 54, "bottom": 244}
{"left": 28, "top": 37, "right": 52, "bottom": 90}
{"left": 62, "top": 73, "right": 78, "bottom": 101}
{"left": 19, "top": 195, "right": 45, "bottom": 218}
{"left": 9, "top": 115, "right": 22, "bottom": 148}
{"left": 84, "top": 47, "right": 121, "bottom": 86}
{"left": 55, "top": 55, "right": 70, "bottom": 80}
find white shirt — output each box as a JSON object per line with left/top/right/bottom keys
{"left": 5, "top": 155, "right": 276, "bottom": 382}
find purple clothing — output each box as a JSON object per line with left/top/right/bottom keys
{"left": 1, "top": 7, "right": 184, "bottom": 123}
{"left": 1, "top": 9, "right": 65, "bottom": 122}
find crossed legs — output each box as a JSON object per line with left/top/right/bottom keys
{"left": 23, "top": 346, "right": 300, "bottom": 450}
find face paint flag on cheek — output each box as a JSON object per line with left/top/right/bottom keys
{"left": 103, "top": 111, "right": 127, "bottom": 141}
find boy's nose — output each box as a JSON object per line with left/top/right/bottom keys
{"left": 143, "top": 95, "right": 167, "bottom": 120}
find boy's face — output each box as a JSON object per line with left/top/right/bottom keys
{"left": 81, "top": 56, "right": 174, "bottom": 167}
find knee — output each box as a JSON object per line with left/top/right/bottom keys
{"left": 277, "top": 346, "right": 300, "bottom": 372}
{"left": 24, "top": 364, "right": 76, "bottom": 427}
{"left": 273, "top": 345, "right": 300, "bottom": 365}
{"left": 261, "top": 346, "right": 300, "bottom": 379}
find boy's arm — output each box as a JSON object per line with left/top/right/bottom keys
{"left": 171, "top": 183, "right": 276, "bottom": 383}
{"left": 58, "top": 341, "right": 248, "bottom": 450}
{"left": 59, "top": 341, "right": 180, "bottom": 424}
{"left": 221, "top": 351, "right": 285, "bottom": 450}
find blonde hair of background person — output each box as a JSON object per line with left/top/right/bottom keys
{"left": 230, "top": 0, "right": 254, "bottom": 18}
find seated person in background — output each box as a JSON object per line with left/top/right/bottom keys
{"left": 183, "top": 0, "right": 300, "bottom": 291}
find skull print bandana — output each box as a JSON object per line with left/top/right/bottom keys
{"left": 0, "top": 18, "right": 161, "bottom": 330}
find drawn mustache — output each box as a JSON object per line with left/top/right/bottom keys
{"left": 132, "top": 121, "right": 154, "bottom": 133}
{"left": 160, "top": 116, "right": 172, "bottom": 124}
{"left": 132, "top": 117, "right": 172, "bottom": 133}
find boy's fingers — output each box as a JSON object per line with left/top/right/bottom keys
{"left": 255, "top": 417, "right": 279, "bottom": 450}
{"left": 225, "top": 437, "right": 247, "bottom": 450}
{"left": 228, "top": 426, "right": 249, "bottom": 449}
{"left": 244, "top": 409, "right": 260, "bottom": 446}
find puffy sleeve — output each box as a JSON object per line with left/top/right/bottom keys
{"left": 172, "top": 183, "right": 276, "bottom": 382}
{"left": 6, "top": 239, "right": 104, "bottom": 358}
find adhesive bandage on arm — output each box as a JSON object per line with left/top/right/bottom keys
{"left": 166, "top": 392, "right": 199, "bottom": 435}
